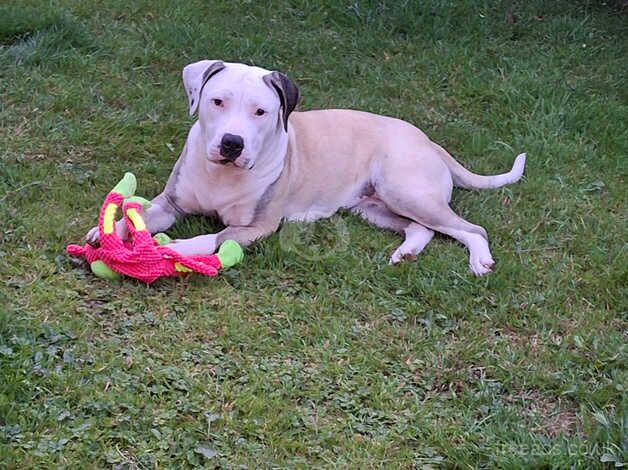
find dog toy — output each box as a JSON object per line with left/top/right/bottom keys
{"left": 66, "top": 173, "right": 243, "bottom": 284}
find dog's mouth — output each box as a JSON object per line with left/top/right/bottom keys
{"left": 212, "top": 157, "right": 254, "bottom": 170}
{"left": 208, "top": 151, "right": 254, "bottom": 169}
{"left": 207, "top": 154, "right": 235, "bottom": 166}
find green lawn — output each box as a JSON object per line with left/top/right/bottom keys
{"left": 1, "top": 1, "right": 626, "bottom": 468}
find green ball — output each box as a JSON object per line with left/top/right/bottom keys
{"left": 90, "top": 260, "right": 121, "bottom": 280}
{"left": 153, "top": 233, "right": 172, "bottom": 246}
{"left": 217, "top": 240, "right": 244, "bottom": 269}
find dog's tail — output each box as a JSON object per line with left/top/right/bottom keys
{"left": 437, "top": 148, "right": 526, "bottom": 190}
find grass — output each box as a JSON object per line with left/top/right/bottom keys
{"left": 0, "top": 0, "right": 626, "bottom": 467}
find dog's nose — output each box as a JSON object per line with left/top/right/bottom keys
{"left": 220, "top": 133, "right": 244, "bottom": 160}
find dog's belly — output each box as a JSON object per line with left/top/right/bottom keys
{"left": 283, "top": 186, "right": 366, "bottom": 222}
{"left": 285, "top": 205, "right": 338, "bottom": 222}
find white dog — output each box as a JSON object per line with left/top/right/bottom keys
{"left": 88, "top": 60, "right": 526, "bottom": 275}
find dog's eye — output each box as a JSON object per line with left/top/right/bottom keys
{"left": 255, "top": 108, "right": 266, "bottom": 116}
{"left": 212, "top": 99, "right": 223, "bottom": 106}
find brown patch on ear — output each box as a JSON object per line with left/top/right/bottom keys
{"left": 189, "top": 61, "right": 226, "bottom": 113}
{"left": 263, "top": 72, "right": 300, "bottom": 131}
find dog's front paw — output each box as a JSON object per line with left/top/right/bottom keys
{"left": 84, "top": 220, "right": 129, "bottom": 247}
{"left": 85, "top": 225, "right": 101, "bottom": 247}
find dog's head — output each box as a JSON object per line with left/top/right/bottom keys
{"left": 183, "top": 60, "right": 299, "bottom": 170}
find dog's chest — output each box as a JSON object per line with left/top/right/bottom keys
{"left": 182, "top": 168, "right": 262, "bottom": 226}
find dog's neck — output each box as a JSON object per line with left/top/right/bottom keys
{"left": 247, "top": 128, "right": 289, "bottom": 184}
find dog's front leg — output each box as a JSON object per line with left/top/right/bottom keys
{"left": 141, "top": 193, "right": 183, "bottom": 234}
{"left": 165, "top": 233, "right": 219, "bottom": 256}
{"left": 167, "top": 218, "right": 282, "bottom": 256}
{"left": 167, "top": 184, "right": 285, "bottom": 256}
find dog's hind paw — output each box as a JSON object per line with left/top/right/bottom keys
{"left": 470, "top": 257, "right": 495, "bottom": 276}
{"left": 389, "top": 249, "right": 418, "bottom": 265}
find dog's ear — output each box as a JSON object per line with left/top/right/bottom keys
{"left": 263, "top": 72, "right": 299, "bottom": 132}
{"left": 182, "top": 60, "right": 226, "bottom": 116}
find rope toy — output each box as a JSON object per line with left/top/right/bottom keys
{"left": 67, "top": 173, "right": 243, "bottom": 284}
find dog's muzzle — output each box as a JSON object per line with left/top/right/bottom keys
{"left": 219, "top": 133, "right": 244, "bottom": 161}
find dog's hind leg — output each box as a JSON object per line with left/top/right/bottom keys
{"left": 372, "top": 143, "right": 500, "bottom": 275}
{"left": 389, "top": 223, "right": 435, "bottom": 265}
{"left": 351, "top": 197, "right": 410, "bottom": 233}
{"left": 374, "top": 180, "right": 495, "bottom": 275}
{"left": 383, "top": 193, "right": 495, "bottom": 276}
{"left": 351, "top": 197, "right": 435, "bottom": 264}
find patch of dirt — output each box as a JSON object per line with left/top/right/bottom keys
{"left": 498, "top": 327, "right": 565, "bottom": 354}
{"left": 504, "top": 389, "right": 582, "bottom": 438}
{"left": 501, "top": 330, "right": 543, "bottom": 353}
